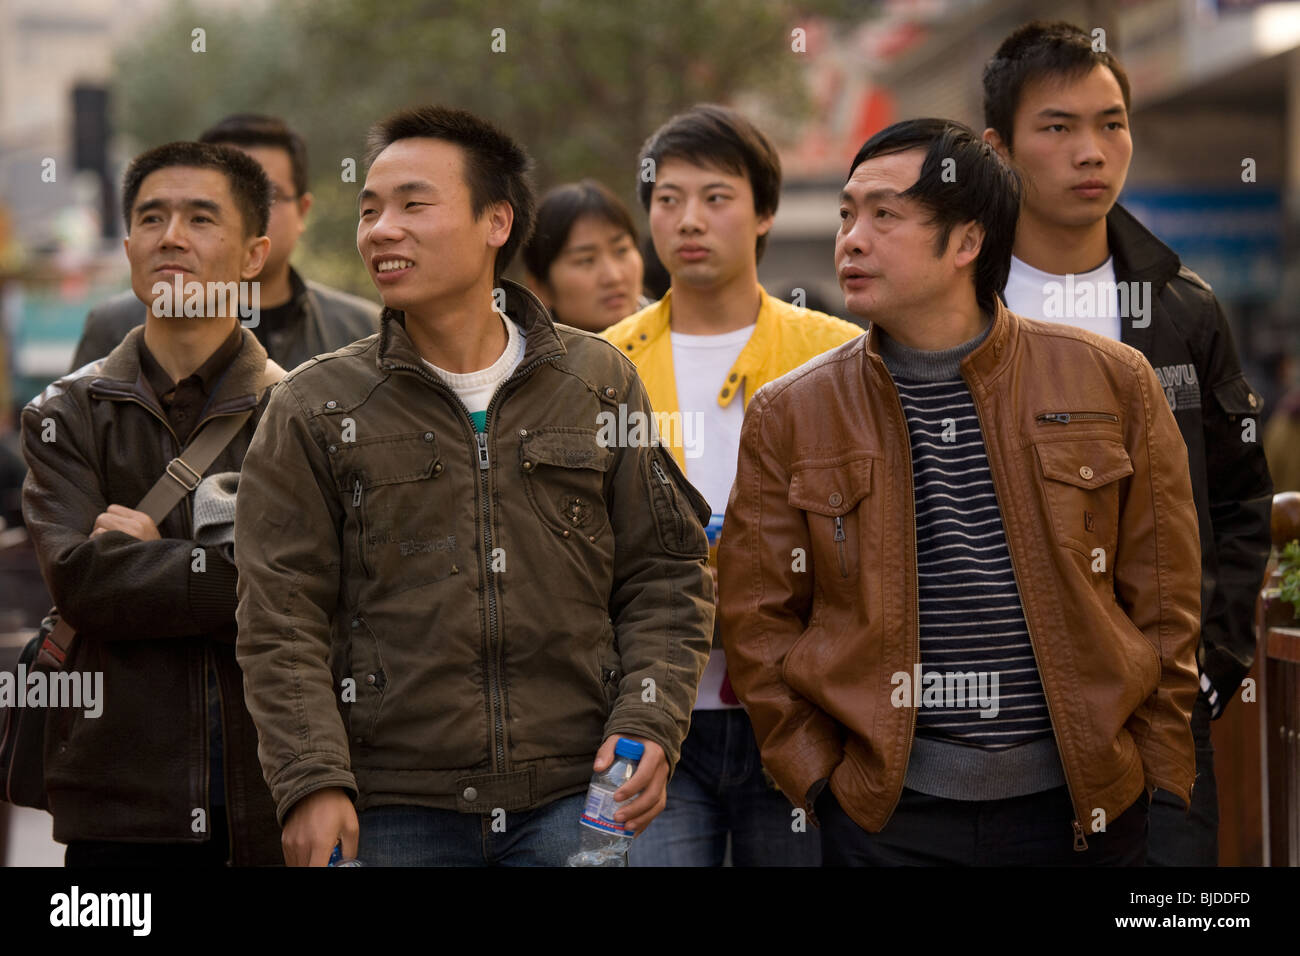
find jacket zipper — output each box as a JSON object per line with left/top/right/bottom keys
{"left": 103, "top": 393, "right": 182, "bottom": 448}
{"left": 879, "top": 372, "right": 919, "bottom": 827}
{"left": 977, "top": 392, "right": 1089, "bottom": 850}
{"left": 201, "top": 644, "right": 211, "bottom": 850}
{"left": 650, "top": 457, "right": 686, "bottom": 545}
{"left": 96, "top": 390, "right": 250, "bottom": 858}
{"left": 205, "top": 646, "right": 235, "bottom": 865}
{"left": 352, "top": 476, "right": 371, "bottom": 577}
{"left": 1036, "top": 412, "right": 1119, "bottom": 425}
{"left": 833, "top": 516, "right": 848, "bottom": 577}
{"left": 383, "top": 351, "right": 559, "bottom": 773}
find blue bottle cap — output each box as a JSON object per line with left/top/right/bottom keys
{"left": 615, "top": 738, "right": 645, "bottom": 760}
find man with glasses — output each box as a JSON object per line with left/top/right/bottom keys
{"left": 71, "top": 114, "right": 379, "bottom": 371}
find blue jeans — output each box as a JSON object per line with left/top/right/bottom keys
{"left": 629, "top": 709, "right": 822, "bottom": 866}
{"left": 1148, "top": 692, "right": 1217, "bottom": 865}
{"left": 357, "top": 793, "right": 586, "bottom": 866}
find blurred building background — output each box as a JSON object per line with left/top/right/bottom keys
{"left": 778, "top": 0, "right": 1298, "bottom": 406}
{"left": 3, "top": 0, "right": 1296, "bottom": 401}
{"left": 1, "top": 0, "right": 1297, "bottom": 864}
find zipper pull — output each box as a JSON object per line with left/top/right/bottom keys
{"left": 477, "top": 432, "right": 490, "bottom": 470}
{"left": 352, "top": 476, "right": 363, "bottom": 508}
{"left": 1072, "top": 819, "right": 1088, "bottom": 852}
{"left": 651, "top": 459, "right": 670, "bottom": 485}
{"left": 1039, "top": 412, "right": 1071, "bottom": 424}
{"left": 834, "top": 515, "right": 846, "bottom": 542}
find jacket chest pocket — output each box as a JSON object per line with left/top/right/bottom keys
{"left": 519, "top": 428, "right": 614, "bottom": 539}
{"left": 328, "top": 432, "right": 451, "bottom": 586}
{"left": 788, "top": 455, "right": 877, "bottom": 599}
{"left": 1034, "top": 438, "right": 1132, "bottom": 564}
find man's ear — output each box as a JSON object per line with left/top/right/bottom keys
{"left": 296, "top": 192, "right": 314, "bottom": 239}
{"left": 241, "top": 235, "right": 272, "bottom": 280}
{"left": 952, "top": 220, "right": 985, "bottom": 271}
{"left": 755, "top": 209, "right": 775, "bottom": 238}
{"left": 982, "top": 127, "right": 1011, "bottom": 164}
{"left": 486, "top": 200, "right": 514, "bottom": 251}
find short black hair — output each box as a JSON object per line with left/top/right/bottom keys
{"left": 199, "top": 113, "right": 309, "bottom": 198}
{"left": 847, "top": 119, "right": 1021, "bottom": 315}
{"left": 522, "top": 179, "right": 639, "bottom": 283}
{"left": 121, "top": 141, "right": 271, "bottom": 238}
{"left": 636, "top": 104, "right": 782, "bottom": 261}
{"left": 365, "top": 106, "right": 535, "bottom": 280}
{"left": 983, "top": 20, "right": 1132, "bottom": 149}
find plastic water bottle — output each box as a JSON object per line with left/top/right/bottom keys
{"left": 566, "top": 737, "right": 644, "bottom": 866}
{"left": 327, "top": 844, "right": 364, "bottom": 867}
{"left": 705, "top": 513, "right": 724, "bottom": 565}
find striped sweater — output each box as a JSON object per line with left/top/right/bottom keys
{"left": 878, "top": 324, "right": 1065, "bottom": 801}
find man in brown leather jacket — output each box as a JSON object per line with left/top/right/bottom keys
{"left": 21, "top": 142, "right": 283, "bottom": 865}
{"left": 717, "top": 119, "right": 1201, "bottom": 865}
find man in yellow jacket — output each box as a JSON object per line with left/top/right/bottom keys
{"left": 602, "top": 104, "right": 861, "bottom": 866}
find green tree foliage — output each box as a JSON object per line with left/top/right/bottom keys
{"left": 112, "top": 0, "right": 848, "bottom": 294}
{"left": 1279, "top": 539, "right": 1300, "bottom": 621}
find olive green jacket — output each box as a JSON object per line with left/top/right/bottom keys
{"left": 234, "top": 280, "right": 714, "bottom": 824}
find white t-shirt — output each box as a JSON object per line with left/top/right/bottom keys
{"left": 420, "top": 314, "right": 525, "bottom": 429}
{"left": 671, "top": 324, "right": 753, "bottom": 711}
{"left": 1002, "top": 254, "right": 1122, "bottom": 342}
{"left": 670, "top": 325, "right": 752, "bottom": 514}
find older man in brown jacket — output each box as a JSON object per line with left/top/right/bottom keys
{"left": 718, "top": 119, "right": 1200, "bottom": 866}
{"left": 21, "top": 142, "right": 283, "bottom": 865}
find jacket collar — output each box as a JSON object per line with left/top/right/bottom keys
{"left": 615, "top": 284, "right": 778, "bottom": 409}
{"left": 862, "top": 296, "right": 1019, "bottom": 390}
{"left": 90, "top": 322, "right": 271, "bottom": 419}
{"left": 285, "top": 266, "right": 310, "bottom": 309}
{"left": 1106, "top": 202, "right": 1181, "bottom": 290}
{"left": 376, "top": 278, "right": 566, "bottom": 374}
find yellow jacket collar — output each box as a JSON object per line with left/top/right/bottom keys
{"left": 615, "top": 285, "right": 776, "bottom": 410}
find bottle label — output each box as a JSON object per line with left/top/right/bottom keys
{"left": 579, "top": 784, "right": 631, "bottom": 836}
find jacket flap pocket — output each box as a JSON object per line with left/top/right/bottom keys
{"left": 1211, "top": 375, "right": 1262, "bottom": 417}
{"left": 522, "top": 429, "right": 613, "bottom": 471}
{"left": 1036, "top": 439, "right": 1133, "bottom": 489}
{"left": 331, "top": 432, "right": 441, "bottom": 491}
{"left": 788, "top": 456, "right": 873, "bottom": 515}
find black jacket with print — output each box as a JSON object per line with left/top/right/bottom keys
{"left": 1108, "top": 203, "right": 1273, "bottom": 709}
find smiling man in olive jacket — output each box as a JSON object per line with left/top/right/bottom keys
{"left": 233, "top": 106, "right": 714, "bottom": 867}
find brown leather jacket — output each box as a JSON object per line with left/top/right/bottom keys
{"left": 717, "top": 299, "right": 1201, "bottom": 844}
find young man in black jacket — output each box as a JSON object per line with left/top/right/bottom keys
{"left": 70, "top": 115, "right": 378, "bottom": 372}
{"left": 982, "top": 20, "right": 1273, "bottom": 865}
{"left": 21, "top": 142, "right": 283, "bottom": 865}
